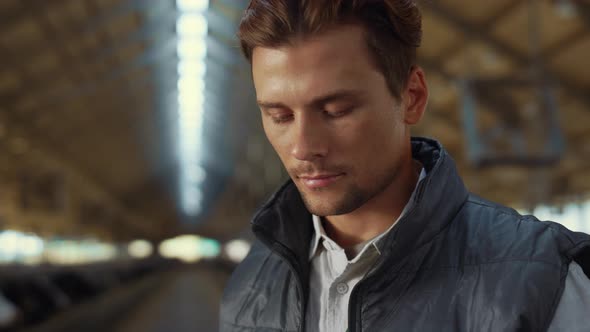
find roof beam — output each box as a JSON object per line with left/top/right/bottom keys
{"left": 424, "top": 1, "right": 590, "bottom": 109}
{"left": 543, "top": 25, "right": 588, "bottom": 59}
{"left": 433, "top": 0, "right": 526, "bottom": 67}
{"left": 0, "top": 0, "right": 175, "bottom": 109}
{"left": 0, "top": 111, "right": 160, "bottom": 238}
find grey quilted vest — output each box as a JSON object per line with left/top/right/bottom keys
{"left": 220, "top": 137, "right": 590, "bottom": 332}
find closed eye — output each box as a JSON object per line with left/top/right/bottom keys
{"left": 324, "top": 108, "right": 353, "bottom": 118}
{"left": 260, "top": 107, "right": 294, "bottom": 124}
{"left": 264, "top": 110, "right": 293, "bottom": 124}
{"left": 271, "top": 114, "right": 294, "bottom": 124}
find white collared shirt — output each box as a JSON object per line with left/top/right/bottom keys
{"left": 305, "top": 169, "right": 426, "bottom": 332}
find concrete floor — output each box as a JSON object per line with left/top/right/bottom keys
{"left": 112, "top": 266, "right": 228, "bottom": 332}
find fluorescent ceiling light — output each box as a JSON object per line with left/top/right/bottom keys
{"left": 182, "top": 193, "right": 203, "bottom": 215}
{"left": 177, "top": 13, "right": 208, "bottom": 36}
{"left": 176, "top": 0, "right": 209, "bottom": 217}
{"left": 179, "top": 109, "right": 203, "bottom": 122}
{"left": 177, "top": 76, "right": 205, "bottom": 94}
{"left": 184, "top": 166, "right": 206, "bottom": 184}
{"left": 180, "top": 150, "right": 203, "bottom": 164}
{"left": 178, "top": 60, "right": 206, "bottom": 78}
{"left": 178, "top": 99, "right": 204, "bottom": 112}
{"left": 177, "top": 38, "right": 207, "bottom": 59}
{"left": 177, "top": 0, "right": 209, "bottom": 12}
{"left": 183, "top": 186, "right": 203, "bottom": 202}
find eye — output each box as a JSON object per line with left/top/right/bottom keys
{"left": 262, "top": 108, "right": 294, "bottom": 124}
{"left": 324, "top": 108, "right": 352, "bottom": 118}
{"left": 271, "top": 114, "right": 294, "bottom": 124}
{"left": 266, "top": 111, "right": 293, "bottom": 124}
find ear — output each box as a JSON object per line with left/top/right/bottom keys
{"left": 402, "top": 66, "right": 428, "bottom": 125}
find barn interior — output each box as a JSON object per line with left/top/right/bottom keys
{"left": 0, "top": 0, "right": 589, "bottom": 331}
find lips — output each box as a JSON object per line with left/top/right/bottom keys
{"left": 298, "top": 173, "right": 344, "bottom": 189}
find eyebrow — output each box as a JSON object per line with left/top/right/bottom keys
{"left": 257, "top": 89, "right": 365, "bottom": 110}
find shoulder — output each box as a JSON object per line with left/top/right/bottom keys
{"left": 220, "top": 239, "right": 292, "bottom": 318}
{"left": 220, "top": 239, "right": 300, "bottom": 330}
{"left": 441, "top": 193, "right": 589, "bottom": 268}
{"left": 463, "top": 193, "right": 579, "bottom": 244}
{"left": 221, "top": 240, "right": 272, "bottom": 299}
{"left": 220, "top": 240, "right": 271, "bottom": 327}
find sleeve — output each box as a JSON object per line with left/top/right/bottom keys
{"left": 547, "top": 261, "right": 590, "bottom": 332}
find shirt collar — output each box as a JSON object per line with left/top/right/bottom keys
{"left": 308, "top": 214, "right": 325, "bottom": 259}
{"left": 309, "top": 167, "right": 427, "bottom": 261}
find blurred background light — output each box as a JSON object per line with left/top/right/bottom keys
{"left": 158, "top": 234, "right": 220, "bottom": 263}
{"left": 524, "top": 202, "right": 590, "bottom": 234}
{"left": 128, "top": 239, "right": 154, "bottom": 259}
{"left": 0, "top": 229, "right": 122, "bottom": 265}
{"left": 224, "top": 239, "right": 251, "bottom": 263}
{"left": 45, "top": 239, "right": 117, "bottom": 265}
{"left": 0, "top": 231, "right": 44, "bottom": 264}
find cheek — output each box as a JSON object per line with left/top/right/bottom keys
{"left": 263, "top": 122, "right": 290, "bottom": 161}
{"left": 341, "top": 115, "right": 391, "bottom": 149}
{"left": 341, "top": 115, "right": 404, "bottom": 166}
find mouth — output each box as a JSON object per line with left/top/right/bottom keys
{"left": 298, "top": 173, "right": 345, "bottom": 189}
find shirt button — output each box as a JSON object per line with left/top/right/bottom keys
{"left": 336, "top": 282, "right": 349, "bottom": 295}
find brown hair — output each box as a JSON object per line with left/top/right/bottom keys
{"left": 237, "top": 0, "right": 422, "bottom": 98}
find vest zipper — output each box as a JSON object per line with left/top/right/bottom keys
{"left": 253, "top": 225, "right": 307, "bottom": 332}
{"left": 347, "top": 251, "right": 392, "bottom": 332}
{"left": 346, "top": 204, "right": 421, "bottom": 332}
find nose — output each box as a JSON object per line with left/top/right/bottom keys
{"left": 290, "top": 113, "right": 328, "bottom": 161}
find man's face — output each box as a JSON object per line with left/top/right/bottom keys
{"left": 252, "top": 24, "right": 413, "bottom": 217}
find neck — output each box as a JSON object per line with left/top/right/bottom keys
{"left": 323, "top": 157, "right": 421, "bottom": 248}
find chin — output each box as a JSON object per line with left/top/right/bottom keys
{"left": 293, "top": 179, "right": 369, "bottom": 215}
{"left": 300, "top": 193, "right": 364, "bottom": 217}
{"left": 305, "top": 206, "right": 339, "bottom": 217}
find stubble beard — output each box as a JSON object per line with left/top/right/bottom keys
{"left": 299, "top": 183, "right": 368, "bottom": 217}
{"left": 296, "top": 164, "right": 401, "bottom": 217}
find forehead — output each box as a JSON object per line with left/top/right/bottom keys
{"left": 251, "top": 25, "right": 381, "bottom": 98}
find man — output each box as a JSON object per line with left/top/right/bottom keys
{"left": 220, "top": 1, "right": 590, "bottom": 331}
